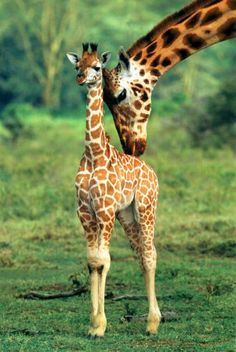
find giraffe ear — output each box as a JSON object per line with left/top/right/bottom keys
{"left": 66, "top": 52, "right": 80, "bottom": 65}
{"left": 101, "top": 52, "right": 111, "bottom": 67}
{"left": 119, "top": 47, "right": 130, "bottom": 71}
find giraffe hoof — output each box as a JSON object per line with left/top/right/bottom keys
{"left": 87, "top": 333, "right": 103, "bottom": 340}
{"left": 145, "top": 329, "right": 157, "bottom": 336}
{"left": 88, "top": 327, "right": 105, "bottom": 338}
{"left": 146, "top": 320, "right": 160, "bottom": 335}
{"left": 87, "top": 333, "right": 96, "bottom": 340}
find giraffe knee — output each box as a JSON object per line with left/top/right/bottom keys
{"left": 141, "top": 250, "right": 157, "bottom": 271}
{"left": 142, "top": 260, "right": 156, "bottom": 272}
{"left": 88, "top": 264, "right": 93, "bottom": 274}
{"left": 97, "top": 265, "right": 104, "bottom": 275}
{"left": 87, "top": 248, "right": 111, "bottom": 272}
{"left": 88, "top": 263, "right": 105, "bottom": 275}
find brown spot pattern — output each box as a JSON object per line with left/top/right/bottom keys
{"left": 150, "top": 69, "right": 161, "bottom": 77}
{"left": 90, "top": 99, "right": 100, "bottom": 110}
{"left": 218, "top": 18, "right": 236, "bottom": 39}
{"left": 90, "top": 90, "right": 97, "bottom": 97}
{"left": 185, "top": 12, "right": 201, "bottom": 28}
{"left": 177, "top": 11, "right": 192, "bottom": 24}
{"left": 150, "top": 55, "right": 161, "bottom": 67}
{"left": 91, "top": 127, "right": 101, "bottom": 139}
{"left": 140, "top": 69, "right": 145, "bottom": 76}
{"left": 133, "top": 51, "right": 142, "bottom": 61}
{"left": 140, "top": 58, "right": 147, "bottom": 65}
{"left": 146, "top": 42, "right": 157, "bottom": 53}
{"left": 227, "top": 0, "right": 236, "bottom": 10}
{"left": 174, "top": 48, "right": 190, "bottom": 60}
{"left": 183, "top": 33, "right": 206, "bottom": 49}
{"left": 144, "top": 104, "right": 151, "bottom": 111}
{"left": 147, "top": 52, "right": 155, "bottom": 58}
{"left": 134, "top": 100, "right": 142, "bottom": 109}
{"left": 91, "top": 115, "right": 100, "bottom": 128}
{"left": 161, "top": 57, "right": 171, "bottom": 67}
{"left": 162, "top": 28, "right": 180, "bottom": 48}
{"left": 140, "top": 91, "right": 149, "bottom": 102}
{"left": 203, "top": 0, "right": 222, "bottom": 8}
{"left": 201, "top": 8, "right": 222, "bottom": 25}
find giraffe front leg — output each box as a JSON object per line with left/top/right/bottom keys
{"left": 87, "top": 215, "right": 114, "bottom": 337}
{"left": 118, "top": 204, "right": 161, "bottom": 334}
{"left": 87, "top": 251, "right": 110, "bottom": 338}
{"left": 90, "top": 259, "right": 110, "bottom": 337}
{"left": 77, "top": 206, "right": 101, "bottom": 337}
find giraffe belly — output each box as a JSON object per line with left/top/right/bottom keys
{"left": 117, "top": 192, "right": 135, "bottom": 211}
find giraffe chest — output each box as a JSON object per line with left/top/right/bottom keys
{"left": 75, "top": 158, "right": 137, "bottom": 211}
{"left": 89, "top": 168, "right": 135, "bottom": 211}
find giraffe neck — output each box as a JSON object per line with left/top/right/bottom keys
{"left": 85, "top": 79, "right": 106, "bottom": 161}
{"left": 128, "top": 0, "right": 236, "bottom": 84}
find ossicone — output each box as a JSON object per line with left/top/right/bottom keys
{"left": 119, "top": 47, "right": 130, "bottom": 70}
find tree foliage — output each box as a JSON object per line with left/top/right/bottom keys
{"left": 1, "top": 0, "right": 86, "bottom": 108}
{"left": 183, "top": 73, "right": 236, "bottom": 149}
{"left": 0, "top": 0, "right": 235, "bottom": 118}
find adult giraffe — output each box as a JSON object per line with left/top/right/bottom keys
{"left": 103, "top": 0, "right": 236, "bottom": 156}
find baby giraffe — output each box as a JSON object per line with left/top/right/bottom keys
{"left": 67, "top": 43, "right": 161, "bottom": 337}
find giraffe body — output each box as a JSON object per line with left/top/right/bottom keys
{"left": 77, "top": 143, "right": 159, "bottom": 269}
{"left": 67, "top": 44, "right": 161, "bottom": 337}
{"left": 103, "top": 0, "right": 236, "bottom": 156}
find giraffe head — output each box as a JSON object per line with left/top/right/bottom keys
{"left": 102, "top": 0, "right": 236, "bottom": 156}
{"left": 103, "top": 48, "right": 156, "bottom": 156}
{"left": 66, "top": 43, "right": 111, "bottom": 86}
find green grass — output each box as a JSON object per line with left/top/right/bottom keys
{"left": 0, "top": 114, "right": 235, "bottom": 351}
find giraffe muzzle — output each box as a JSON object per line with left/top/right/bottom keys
{"left": 133, "top": 138, "right": 147, "bottom": 156}
{"left": 123, "top": 136, "right": 147, "bottom": 157}
{"left": 76, "top": 75, "right": 86, "bottom": 85}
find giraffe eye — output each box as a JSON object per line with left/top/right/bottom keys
{"left": 93, "top": 66, "right": 100, "bottom": 72}
{"left": 117, "top": 88, "right": 127, "bottom": 103}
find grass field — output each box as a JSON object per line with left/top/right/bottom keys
{"left": 0, "top": 112, "right": 235, "bottom": 351}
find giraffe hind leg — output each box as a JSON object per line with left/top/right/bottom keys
{"left": 117, "top": 204, "right": 141, "bottom": 260}
{"left": 87, "top": 243, "right": 110, "bottom": 338}
{"left": 139, "top": 214, "right": 161, "bottom": 334}
{"left": 134, "top": 179, "right": 161, "bottom": 334}
{"left": 118, "top": 204, "right": 161, "bottom": 334}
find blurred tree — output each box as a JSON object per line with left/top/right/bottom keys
{"left": 0, "top": 0, "right": 235, "bottom": 115}
{"left": 1, "top": 0, "right": 84, "bottom": 108}
{"left": 1, "top": 103, "right": 35, "bottom": 141}
{"left": 183, "top": 72, "right": 236, "bottom": 149}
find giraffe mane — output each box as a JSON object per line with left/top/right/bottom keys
{"left": 127, "top": 0, "right": 222, "bottom": 56}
